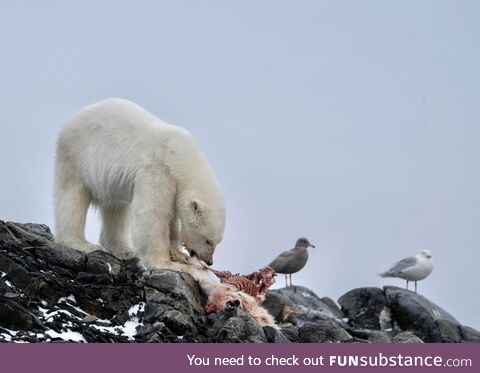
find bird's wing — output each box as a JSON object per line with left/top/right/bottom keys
{"left": 274, "top": 250, "right": 296, "bottom": 261}
{"left": 269, "top": 249, "right": 296, "bottom": 271}
{"left": 387, "top": 256, "right": 418, "bottom": 274}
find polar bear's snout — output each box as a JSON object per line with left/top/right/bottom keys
{"left": 184, "top": 242, "right": 215, "bottom": 266}
{"left": 192, "top": 250, "right": 213, "bottom": 266}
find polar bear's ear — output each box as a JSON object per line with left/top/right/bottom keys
{"left": 191, "top": 200, "right": 206, "bottom": 215}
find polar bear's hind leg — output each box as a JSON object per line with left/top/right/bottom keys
{"left": 100, "top": 204, "right": 134, "bottom": 259}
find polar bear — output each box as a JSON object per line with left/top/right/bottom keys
{"left": 54, "top": 98, "right": 225, "bottom": 268}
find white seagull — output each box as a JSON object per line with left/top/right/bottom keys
{"left": 379, "top": 249, "right": 434, "bottom": 293}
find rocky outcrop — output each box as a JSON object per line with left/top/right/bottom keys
{"left": 1, "top": 221, "right": 479, "bottom": 343}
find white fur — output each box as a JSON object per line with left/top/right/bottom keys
{"left": 54, "top": 98, "right": 226, "bottom": 269}
{"left": 206, "top": 284, "right": 277, "bottom": 328}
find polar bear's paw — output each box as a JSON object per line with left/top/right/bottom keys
{"left": 112, "top": 248, "right": 136, "bottom": 261}
{"left": 61, "top": 240, "right": 104, "bottom": 254}
{"left": 169, "top": 248, "right": 192, "bottom": 265}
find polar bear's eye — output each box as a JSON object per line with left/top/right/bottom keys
{"left": 206, "top": 239, "right": 213, "bottom": 247}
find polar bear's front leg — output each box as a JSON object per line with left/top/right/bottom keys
{"left": 54, "top": 161, "right": 102, "bottom": 253}
{"left": 130, "top": 167, "right": 176, "bottom": 269}
{"left": 169, "top": 214, "right": 191, "bottom": 264}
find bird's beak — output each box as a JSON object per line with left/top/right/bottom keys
{"left": 310, "top": 244, "right": 315, "bottom": 248}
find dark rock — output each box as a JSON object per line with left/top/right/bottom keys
{"left": 385, "top": 286, "right": 458, "bottom": 343}
{"left": 5, "top": 262, "right": 32, "bottom": 289}
{"left": 262, "top": 291, "right": 285, "bottom": 322}
{"left": 0, "top": 221, "right": 52, "bottom": 247}
{"left": 350, "top": 329, "right": 391, "bottom": 343}
{"left": 0, "top": 277, "right": 12, "bottom": 294}
{"left": 459, "top": 326, "right": 480, "bottom": 342}
{"left": 136, "top": 321, "right": 166, "bottom": 337}
{"left": 298, "top": 322, "right": 353, "bottom": 343}
{"left": 86, "top": 251, "right": 123, "bottom": 279}
{"left": 263, "top": 326, "right": 290, "bottom": 343}
{"left": 264, "top": 286, "right": 346, "bottom": 328}
{"left": 143, "top": 270, "right": 205, "bottom": 314}
{"left": 338, "top": 287, "right": 389, "bottom": 330}
{"left": 216, "top": 312, "right": 267, "bottom": 343}
{"left": 436, "top": 320, "right": 461, "bottom": 343}
{"left": 320, "top": 297, "right": 345, "bottom": 319}
{"left": 0, "top": 297, "right": 45, "bottom": 331}
{"left": 36, "top": 245, "right": 86, "bottom": 272}
{"left": 1, "top": 221, "right": 479, "bottom": 344}
{"left": 280, "top": 325, "right": 300, "bottom": 342}
{"left": 392, "top": 331, "right": 424, "bottom": 343}
{"left": 144, "top": 287, "right": 198, "bottom": 318}
{"left": 203, "top": 303, "right": 241, "bottom": 339}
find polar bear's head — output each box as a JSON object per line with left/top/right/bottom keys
{"left": 178, "top": 198, "right": 225, "bottom": 265}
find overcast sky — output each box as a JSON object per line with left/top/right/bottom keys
{"left": 1, "top": 1, "right": 479, "bottom": 329}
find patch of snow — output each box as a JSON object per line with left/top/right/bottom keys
{"left": 44, "top": 309, "right": 76, "bottom": 320}
{"left": 38, "top": 304, "right": 86, "bottom": 321}
{"left": 4, "top": 328, "right": 18, "bottom": 336}
{"left": 94, "top": 317, "right": 111, "bottom": 325}
{"left": 1, "top": 328, "right": 18, "bottom": 342}
{"left": 58, "top": 294, "right": 77, "bottom": 303}
{"left": 45, "top": 329, "right": 86, "bottom": 342}
{"left": 107, "top": 263, "right": 112, "bottom": 274}
{"left": 1, "top": 333, "right": 13, "bottom": 342}
{"left": 91, "top": 303, "right": 145, "bottom": 340}
{"left": 128, "top": 302, "right": 145, "bottom": 316}
{"left": 90, "top": 324, "right": 121, "bottom": 335}
{"left": 302, "top": 292, "right": 311, "bottom": 298}
{"left": 123, "top": 319, "right": 142, "bottom": 339}
{"left": 55, "top": 296, "right": 90, "bottom": 318}
{"left": 123, "top": 302, "right": 145, "bottom": 339}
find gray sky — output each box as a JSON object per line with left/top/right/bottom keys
{"left": 1, "top": 1, "right": 479, "bottom": 329}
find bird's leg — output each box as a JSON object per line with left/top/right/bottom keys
{"left": 415, "top": 281, "right": 417, "bottom": 293}
{"left": 406, "top": 280, "right": 409, "bottom": 290}
{"left": 284, "top": 274, "right": 288, "bottom": 288}
{"left": 289, "top": 274, "right": 292, "bottom": 287}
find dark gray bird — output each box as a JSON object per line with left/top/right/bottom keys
{"left": 269, "top": 238, "right": 315, "bottom": 287}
